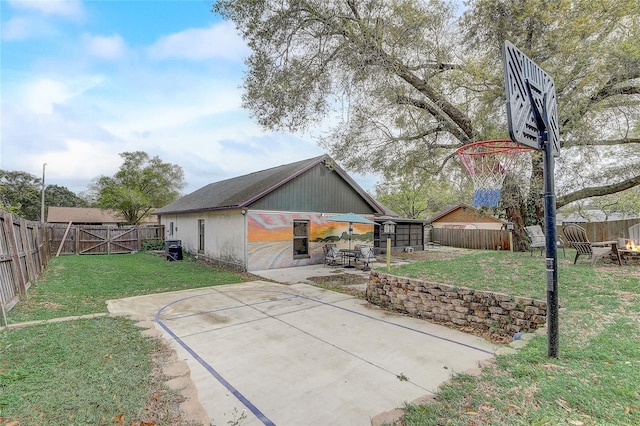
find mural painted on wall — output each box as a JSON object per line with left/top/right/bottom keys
{"left": 246, "top": 212, "right": 374, "bottom": 270}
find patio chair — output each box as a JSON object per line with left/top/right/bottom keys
{"left": 323, "top": 243, "right": 341, "bottom": 267}
{"left": 524, "top": 225, "right": 565, "bottom": 258}
{"left": 355, "top": 245, "right": 376, "bottom": 270}
{"left": 562, "top": 224, "right": 621, "bottom": 266}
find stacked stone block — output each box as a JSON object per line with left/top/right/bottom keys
{"left": 366, "top": 271, "right": 546, "bottom": 334}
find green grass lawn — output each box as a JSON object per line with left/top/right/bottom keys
{"left": 391, "top": 249, "right": 640, "bottom": 425}
{"left": 1, "top": 252, "right": 249, "bottom": 425}
{"left": 1, "top": 316, "right": 184, "bottom": 425}
{"left": 2, "top": 250, "right": 639, "bottom": 425}
{"left": 7, "top": 252, "right": 247, "bottom": 323}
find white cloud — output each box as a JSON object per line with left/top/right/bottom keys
{"left": 8, "top": 0, "right": 84, "bottom": 20}
{"left": 22, "top": 75, "right": 103, "bottom": 114}
{"left": 147, "top": 21, "right": 249, "bottom": 61}
{"left": 82, "top": 33, "right": 126, "bottom": 60}
{"left": 2, "top": 16, "right": 35, "bottom": 40}
{"left": 32, "top": 139, "right": 122, "bottom": 185}
{"left": 98, "top": 73, "right": 244, "bottom": 138}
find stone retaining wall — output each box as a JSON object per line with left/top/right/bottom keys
{"left": 367, "top": 271, "right": 547, "bottom": 334}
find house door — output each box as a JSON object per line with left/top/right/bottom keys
{"left": 198, "top": 219, "right": 205, "bottom": 253}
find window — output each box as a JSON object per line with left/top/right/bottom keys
{"left": 293, "top": 220, "right": 309, "bottom": 257}
{"left": 169, "top": 221, "right": 174, "bottom": 236}
{"left": 198, "top": 219, "right": 205, "bottom": 253}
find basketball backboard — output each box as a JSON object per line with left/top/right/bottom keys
{"left": 503, "top": 40, "right": 560, "bottom": 156}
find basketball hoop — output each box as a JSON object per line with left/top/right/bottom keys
{"left": 456, "top": 139, "right": 532, "bottom": 208}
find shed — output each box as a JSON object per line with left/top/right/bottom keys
{"left": 373, "top": 215, "right": 426, "bottom": 254}
{"left": 154, "top": 155, "right": 387, "bottom": 271}
{"left": 427, "top": 204, "right": 505, "bottom": 230}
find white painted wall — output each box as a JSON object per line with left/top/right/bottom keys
{"left": 159, "top": 209, "right": 246, "bottom": 269}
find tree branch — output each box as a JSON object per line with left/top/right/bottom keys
{"left": 557, "top": 174, "right": 640, "bottom": 209}
{"left": 396, "top": 94, "right": 473, "bottom": 144}
{"left": 563, "top": 137, "right": 640, "bottom": 148}
{"left": 392, "top": 64, "right": 474, "bottom": 142}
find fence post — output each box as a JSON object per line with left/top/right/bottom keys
{"left": 42, "top": 223, "right": 51, "bottom": 264}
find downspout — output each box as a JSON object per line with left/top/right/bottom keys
{"left": 242, "top": 209, "right": 248, "bottom": 272}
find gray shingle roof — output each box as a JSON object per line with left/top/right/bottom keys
{"left": 156, "top": 155, "right": 362, "bottom": 215}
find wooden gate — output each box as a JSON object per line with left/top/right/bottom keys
{"left": 49, "top": 224, "right": 164, "bottom": 255}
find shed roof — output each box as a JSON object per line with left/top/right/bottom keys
{"left": 155, "top": 155, "right": 384, "bottom": 215}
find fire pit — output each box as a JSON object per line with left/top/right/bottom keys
{"left": 618, "top": 238, "right": 640, "bottom": 263}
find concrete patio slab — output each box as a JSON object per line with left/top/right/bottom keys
{"left": 108, "top": 281, "right": 497, "bottom": 426}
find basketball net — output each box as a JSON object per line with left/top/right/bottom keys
{"left": 456, "top": 140, "right": 531, "bottom": 208}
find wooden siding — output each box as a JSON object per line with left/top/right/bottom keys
{"left": 431, "top": 205, "right": 504, "bottom": 228}
{"left": 249, "top": 163, "right": 376, "bottom": 214}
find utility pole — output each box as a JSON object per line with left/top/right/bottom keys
{"left": 41, "top": 163, "right": 47, "bottom": 222}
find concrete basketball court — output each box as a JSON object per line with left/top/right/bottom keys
{"left": 108, "top": 280, "right": 497, "bottom": 426}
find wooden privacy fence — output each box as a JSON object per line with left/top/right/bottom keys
{"left": 431, "top": 219, "right": 640, "bottom": 251}
{"left": 0, "top": 210, "right": 50, "bottom": 314}
{"left": 562, "top": 219, "right": 640, "bottom": 242}
{"left": 432, "top": 228, "right": 512, "bottom": 250}
{"left": 48, "top": 224, "right": 164, "bottom": 255}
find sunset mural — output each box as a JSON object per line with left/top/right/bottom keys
{"left": 246, "top": 211, "right": 374, "bottom": 270}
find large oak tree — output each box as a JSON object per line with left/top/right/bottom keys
{"left": 214, "top": 0, "right": 639, "bottom": 229}
{"left": 91, "top": 152, "right": 185, "bottom": 225}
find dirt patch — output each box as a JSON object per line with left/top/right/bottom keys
{"left": 142, "top": 343, "right": 192, "bottom": 426}
{"left": 306, "top": 273, "right": 368, "bottom": 286}
{"left": 305, "top": 274, "right": 368, "bottom": 297}
{"left": 37, "top": 301, "right": 64, "bottom": 310}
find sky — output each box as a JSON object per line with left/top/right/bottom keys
{"left": 0, "top": 0, "right": 377, "bottom": 196}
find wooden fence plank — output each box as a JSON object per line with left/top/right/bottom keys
{"left": 4, "top": 213, "right": 27, "bottom": 297}
{"left": 56, "top": 221, "right": 73, "bottom": 257}
{"left": 20, "top": 219, "right": 36, "bottom": 287}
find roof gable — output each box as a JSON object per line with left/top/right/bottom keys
{"left": 427, "top": 204, "right": 505, "bottom": 225}
{"left": 155, "top": 155, "right": 384, "bottom": 215}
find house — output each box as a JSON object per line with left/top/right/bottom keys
{"left": 154, "top": 155, "right": 389, "bottom": 271}
{"left": 46, "top": 207, "right": 157, "bottom": 226}
{"left": 427, "top": 204, "right": 506, "bottom": 230}
{"left": 47, "top": 207, "right": 124, "bottom": 225}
